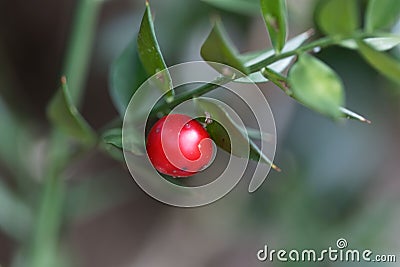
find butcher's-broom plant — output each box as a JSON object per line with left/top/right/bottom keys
{"left": 0, "top": 0, "right": 399, "bottom": 266}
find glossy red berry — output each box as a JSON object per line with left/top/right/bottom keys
{"left": 146, "top": 114, "right": 214, "bottom": 177}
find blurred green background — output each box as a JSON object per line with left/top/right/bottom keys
{"left": 0, "top": 0, "right": 399, "bottom": 266}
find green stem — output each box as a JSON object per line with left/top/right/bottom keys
{"left": 30, "top": 132, "right": 68, "bottom": 267}
{"left": 248, "top": 36, "right": 338, "bottom": 72}
{"left": 63, "top": 0, "right": 101, "bottom": 105}
{"left": 261, "top": 66, "right": 371, "bottom": 123}
{"left": 261, "top": 67, "right": 292, "bottom": 95}
{"left": 150, "top": 76, "right": 231, "bottom": 115}
{"left": 29, "top": 0, "right": 102, "bottom": 266}
{"left": 249, "top": 32, "right": 373, "bottom": 72}
{"left": 153, "top": 33, "right": 370, "bottom": 116}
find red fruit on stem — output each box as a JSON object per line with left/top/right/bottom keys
{"left": 146, "top": 114, "right": 214, "bottom": 177}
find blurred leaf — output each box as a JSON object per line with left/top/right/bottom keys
{"left": 236, "top": 30, "right": 313, "bottom": 83}
{"left": 98, "top": 119, "right": 124, "bottom": 160}
{"left": 365, "top": 0, "right": 400, "bottom": 32}
{"left": 102, "top": 128, "right": 122, "bottom": 149}
{"left": 0, "top": 98, "right": 26, "bottom": 172}
{"left": 101, "top": 125, "right": 144, "bottom": 157}
{"left": 137, "top": 1, "right": 173, "bottom": 101}
{"left": 201, "top": 0, "right": 259, "bottom": 15}
{"left": 47, "top": 77, "right": 96, "bottom": 144}
{"left": 260, "top": 0, "right": 287, "bottom": 53}
{"left": 341, "top": 35, "right": 400, "bottom": 51}
{"left": 288, "top": 54, "right": 345, "bottom": 118}
{"left": 66, "top": 170, "right": 132, "bottom": 222}
{"left": 357, "top": 40, "right": 400, "bottom": 85}
{"left": 316, "top": 0, "right": 359, "bottom": 36}
{"left": 99, "top": 128, "right": 124, "bottom": 161}
{"left": 0, "top": 178, "right": 32, "bottom": 241}
{"left": 201, "top": 20, "right": 249, "bottom": 74}
{"left": 199, "top": 99, "right": 279, "bottom": 170}
{"left": 110, "top": 39, "right": 147, "bottom": 117}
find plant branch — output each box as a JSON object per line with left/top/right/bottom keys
{"left": 152, "top": 32, "right": 371, "bottom": 116}
{"left": 261, "top": 66, "right": 371, "bottom": 123}
{"left": 29, "top": 0, "right": 102, "bottom": 267}
{"left": 150, "top": 76, "right": 231, "bottom": 116}
{"left": 249, "top": 32, "right": 371, "bottom": 72}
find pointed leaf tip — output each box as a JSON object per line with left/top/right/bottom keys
{"left": 61, "top": 75, "right": 67, "bottom": 84}
{"left": 339, "top": 107, "right": 371, "bottom": 124}
{"left": 272, "top": 163, "right": 281, "bottom": 172}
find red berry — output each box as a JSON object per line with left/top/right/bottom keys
{"left": 146, "top": 114, "right": 214, "bottom": 177}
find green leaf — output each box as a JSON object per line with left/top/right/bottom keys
{"left": 288, "top": 54, "right": 345, "bottom": 118}
{"left": 205, "top": 120, "right": 231, "bottom": 153}
{"left": 316, "top": 0, "right": 359, "bottom": 36}
{"left": 0, "top": 178, "right": 32, "bottom": 241}
{"left": 110, "top": 38, "right": 147, "bottom": 117}
{"left": 207, "top": 120, "right": 277, "bottom": 169}
{"left": 357, "top": 40, "right": 400, "bottom": 85}
{"left": 262, "top": 67, "right": 371, "bottom": 123}
{"left": 236, "top": 30, "right": 313, "bottom": 83}
{"left": 200, "top": 20, "right": 249, "bottom": 75}
{"left": 0, "top": 98, "right": 29, "bottom": 173}
{"left": 365, "top": 0, "right": 400, "bottom": 32}
{"left": 245, "top": 127, "right": 274, "bottom": 142}
{"left": 101, "top": 126, "right": 143, "bottom": 157}
{"left": 0, "top": 96, "right": 38, "bottom": 197}
{"left": 260, "top": 0, "right": 287, "bottom": 53}
{"left": 198, "top": 98, "right": 279, "bottom": 170}
{"left": 341, "top": 35, "right": 400, "bottom": 51}
{"left": 99, "top": 127, "right": 124, "bottom": 161}
{"left": 102, "top": 128, "right": 122, "bottom": 149}
{"left": 47, "top": 77, "right": 96, "bottom": 144}
{"left": 202, "top": 0, "right": 260, "bottom": 15}
{"left": 137, "top": 1, "right": 173, "bottom": 101}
